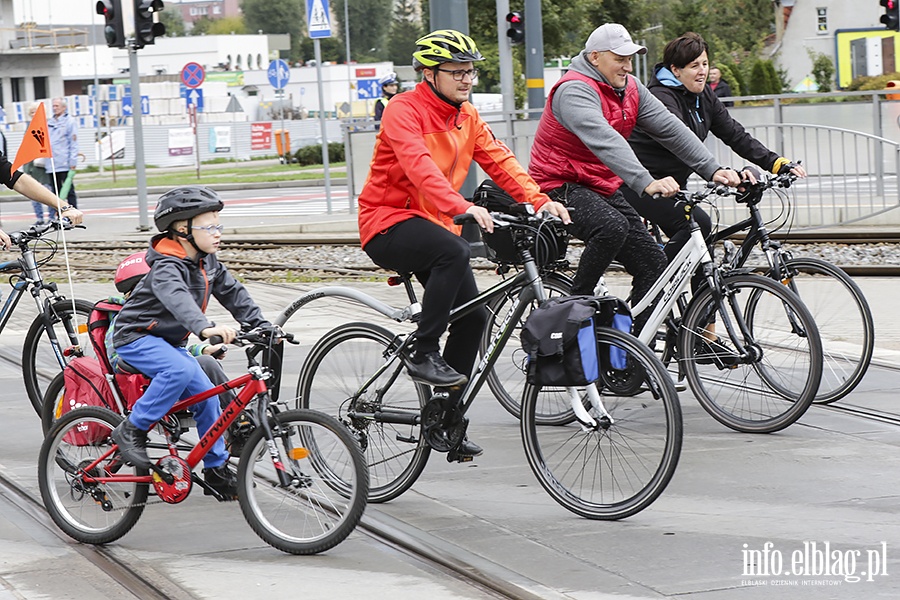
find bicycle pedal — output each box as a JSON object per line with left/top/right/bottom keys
{"left": 396, "top": 434, "right": 417, "bottom": 443}
{"left": 447, "top": 450, "right": 474, "bottom": 464}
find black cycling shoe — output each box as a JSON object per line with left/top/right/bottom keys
{"left": 694, "top": 338, "right": 741, "bottom": 369}
{"left": 203, "top": 465, "right": 238, "bottom": 500}
{"left": 406, "top": 351, "right": 468, "bottom": 388}
{"left": 111, "top": 418, "right": 151, "bottom": 469}
{"left": 447, "top": 437, "right": 483, "bottom": 463}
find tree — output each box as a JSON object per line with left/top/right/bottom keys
{"left": 242, "top": 0, "right": 305, "bottom": 62}
{"left": 205, "top": 17, "right": 248, "bottom": 35}
{"left": 332, "top": 0, "right": 393, "bottom": 62}
{"left": 158, "top": 9, "right": 185, "bottom": 37}
{"left": 386, "top": 0, "right": 423, "bottom": 67}
{"left": 807, "top": 49, "right": 835, "bottom": 93}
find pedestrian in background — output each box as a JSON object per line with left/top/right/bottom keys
{"left": 708, "top": 67, "right": 733, "bottom": 107}
{"left": 47, "top": 97, "right": 79, "bottom": 214}
{"left": 374, "top": 72, "right": 400, "bottom": 124}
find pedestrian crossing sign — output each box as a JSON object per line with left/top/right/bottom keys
{"left": 307, "top": 0, "right": 332, "bottom": 39}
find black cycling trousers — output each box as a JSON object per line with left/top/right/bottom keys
{"left": 549, "top": 184, "right": 666, "bottom": 332}
{"left": 621, "top": 185, "right": 713, "bottom": 291}
{"left": 364, "top": 217, "right": 488, "bottom": 377}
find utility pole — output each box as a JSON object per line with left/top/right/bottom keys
{"left": 495, "top": 0, "right": 515, "bottom": 121}
{"left": 524, "top": 0, "right": 544, "bottom": 117}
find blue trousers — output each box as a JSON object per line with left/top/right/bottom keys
{"left": 117, "top": 335, "right": 229, "bottom": 468}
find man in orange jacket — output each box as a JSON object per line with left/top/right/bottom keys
{"left": 357, "top": 29, "right": 569, "bottom": 459}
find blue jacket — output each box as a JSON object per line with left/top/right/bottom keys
{"left": 47, "top": 111, "right": 78, "bottom": 173}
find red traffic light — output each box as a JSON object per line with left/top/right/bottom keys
{"left": 506, "top": 11, "right": 525, "bottom": 44}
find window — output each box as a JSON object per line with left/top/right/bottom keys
{"left": 10, "top": 77, "right": 23, "bottom": 103}
{"left": 816, "top": 7, "right": 828, "bottom": 35}
{"left": 33, "top": 77, "right": 48, "bottom": 101}
{"left": 213, "top": 5, "right": 221, "bottom": 14}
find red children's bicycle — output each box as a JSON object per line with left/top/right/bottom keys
{"left": 38, "top": 325, "right": 368, "bottom": 555}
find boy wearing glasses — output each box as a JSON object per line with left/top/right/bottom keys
{"left": 111, "top": 186, "right": 271, "bottom": 499}
{"left": 357, "top": 29, "right": 569, "bottom": 461}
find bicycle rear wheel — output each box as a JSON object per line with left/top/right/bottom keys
{"left": 679, "top": 273, "right": 823, "bottom": 433}
{"left": 773, "top": 257, "right": 874, "bottom": 404}
{"left": 482, "top": 272, "right": 574, "bottom": 424}
{"left": 237, "top": 408, "right": 368, "bottom": 555}
{"left": 38, "top": 406, "right": 148, "bottom": 545}
{"left": 298, "top": 322, "right": 431, "bottom": 503}
{"left": 23, "top": 298, "right": 94, "bottom": 415}
{"left": 521, "top": 327, "right": 682, "bottom": 520}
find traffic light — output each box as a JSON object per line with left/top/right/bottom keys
{"left": 96, "top": 0, "right": 126, "bottom": 48}
{"left": 882, "top": 0, "right": 900, "bottom": 31}
{"left": 134, "top": 0, "right": 166, "bottom": 48}
{"left": 506, "top": 12, "right": 524, "bottom": 45}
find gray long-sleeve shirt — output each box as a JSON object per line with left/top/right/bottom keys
{"left": 550, "top": 52, "right": 721, "bottom": 194}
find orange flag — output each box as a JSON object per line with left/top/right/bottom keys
{"left": 10, "top": 103, "right": 52, "bottom": 177}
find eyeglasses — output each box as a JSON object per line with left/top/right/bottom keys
{"left": 435, "top": 68, "right": 479, "bottom": 81}
{"left": 191, "top": 224, "right": 225, "bottom": 235}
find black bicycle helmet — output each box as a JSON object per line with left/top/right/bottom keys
{"left": 412, "top": 29, "right": 484, "bottom": 71}
{"left": 154, "top": 186, "right": 224, "bottom": 232}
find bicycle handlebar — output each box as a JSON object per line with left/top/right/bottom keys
{"left": 452, "top": 209, "right": 566, "bottom": 229}
{"left": 9, "top": 218, "right": 82, "bottom": 247}
{"left": 206, "top": 324, "right": 298, "bottom": 349}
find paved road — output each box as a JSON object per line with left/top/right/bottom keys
{"left": 0, "top": 278, "right": 896, "bottom": 599}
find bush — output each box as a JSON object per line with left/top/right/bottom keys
{"left": 293, "top": 142, "right": 344, "bottom": 166}
{"left": 807, "top": 49, "right": 835, "bottom": 92}
{"left": 846, "top": 72, "right": 900, "bottom": 92}
{"left": 715, "top": 62, "right": 742, "bottom": 97}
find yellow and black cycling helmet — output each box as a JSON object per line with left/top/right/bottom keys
{"left": 412, "top": 29, "right": 484, "bottom": 70}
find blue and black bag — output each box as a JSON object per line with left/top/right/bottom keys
{"left": 521, "top": 296, "right": 600, "bottom": 386}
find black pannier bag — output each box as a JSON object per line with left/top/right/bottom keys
{"left": 520, "top": 296, "right": 600, "bottom": 386}
{"left": 594, "top": 296, "right": 633, "bottom": 370}
{"left": 472, "top": 179, "right": 569, "bottom": 266}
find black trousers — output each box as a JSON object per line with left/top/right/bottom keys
{"left": 549, "top": 184, "right": 666, "bottom": 332}
{"left": 364, "top": 217, "right": 488, "bottom": 377}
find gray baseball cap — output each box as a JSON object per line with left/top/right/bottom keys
{"left": 585, "top": 23, "right": 647, "bottom": 56}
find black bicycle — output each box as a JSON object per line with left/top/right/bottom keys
{"left": 710, "top": 172, "right": 873, "bottom": 404}
{"left": 0, "top": 220, "right": 93, "bottom": 413}
{"left": 283, "top": 209, "right": 682, "bottom": 520}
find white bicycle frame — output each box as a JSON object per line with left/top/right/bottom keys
{"left": 625, "top": 226, "right": 712, "bottom": 347}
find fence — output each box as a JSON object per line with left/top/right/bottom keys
{"left": 346, "top": 90, "right": 900, "bottom": 227}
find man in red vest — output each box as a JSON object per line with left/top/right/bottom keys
{"left": 529, "top": 23, "right": 740, "bottom": 331}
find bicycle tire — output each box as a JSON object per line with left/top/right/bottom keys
{"left": 481, "top": 272, "right": 576, "bottom": 424}
{"left": 23, "top": 298, "right": 94, "bottom": 415}
{"left": 770, "top": 257, "right": 874, "bottom": 404}
{"left": 679, "top": 273, "right": 823, "bottom": 433}
{"left": 237, "top": 408, "right": 368, "bottom": 555}
{"left": 40, "top": 370, "right": 66, "bottom": 435}
{"left": 298, "top": 322, "right": 431, "bottom": 503}
{"left": 38, "top": 406, "right": 148, "bottom": 545}
{"left": 520, "top": 326, "right": 682, "bottom": 520}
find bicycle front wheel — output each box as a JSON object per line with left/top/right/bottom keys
{"left": 38, "top": 406, "right": 149, "bottom": 545}
{"left": 298, "top": 322, "right": 431, "bottom": 503}
{"left": 40, "top": 370, "right": 67, "bottom": 434}
{"left": 482, "top": 272, "right": 574, "bottom": 424}
{"left": 23, "top": 298, "right": 94, "bottom": 415}
{"left": 773, "top": 257, "right": 874, "bottom": 404}
{"left": 680, "top": 273, "right": 823, "bottom": 433}
{"left": 521, "top": 327, "right": 682, "bottom": 520}
{"left": 238, "top": 408, "right": 368, "bottom": 555}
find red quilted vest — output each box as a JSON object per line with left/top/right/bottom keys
{"left": 530, "top": 71, "right": 639, "bottom": 196}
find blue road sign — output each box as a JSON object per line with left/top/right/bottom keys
{"left": 181, "top": 62, "right": 205, "bottom": 89}
{"left": 122, "top": 95, "right": 150, "bottom": 116}
{"left": 267, "top": 59, "right": 290, "bottom": 89}
{"left": 356, "top": 79, "right": 380, "bottom": 99}
{"left": 307, "top": 0, "right": 332, "bottom": 39}
{"left": 185, "top": 88, "right": 204, "bottom": 112}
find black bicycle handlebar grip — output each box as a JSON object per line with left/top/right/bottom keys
{"left": 207, "top": 335, "right": 224, "bottom": 345}
{"left": 453, "top": 213, "right": 477, "bottom": 225}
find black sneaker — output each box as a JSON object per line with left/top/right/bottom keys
{"left": 406, "top": 351, "right": 467, "bottom": 387}
{"left": 203, "top": 465, "right": 238, "bottom": 500}
{"left": 447, "top": 436, "right": 483, "bottom": 463}
{"left": 111, "top": 419, "right": 151, "bottom": 469}
{"left": 694, "top": 338, "right": 741, "bottom": 369}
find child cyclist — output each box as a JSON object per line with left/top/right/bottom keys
{"left": 110, "top": 186, "right": 271, "bottom": 499}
